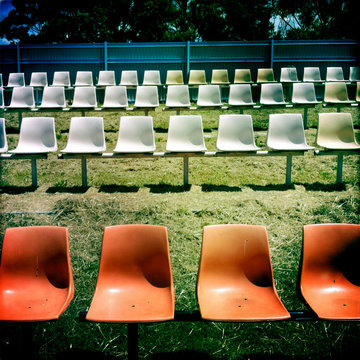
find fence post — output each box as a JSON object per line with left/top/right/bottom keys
{"left": 186, "top": 41, "right": 191, "bottom": 77}
{"left": 104, "top": 41, "right": 108, "bottom": 70}
{"left": 16, "top": 41, "right": 21, "bottom": 72}
{"left": 270, "top": 39, "right": 274, "bottom": 68}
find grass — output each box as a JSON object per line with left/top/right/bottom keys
{"left": 0, "top": 103, "right": 360, "bottom": 359}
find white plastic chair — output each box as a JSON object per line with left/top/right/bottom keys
{"left": 267, "top": 114, "right": 314, "bottom": 151}
{"left": 142, "top": 70, "right": 161, "bottom": 85}
{"left": 165, "top": 85, "right": 191, "bottom": 107}
{"left": 120, "top": 71, "right": 138, "bottom": 87}
{"left": 303, "top": 67, "right": 323, "bottom": 82}
{"left": 97, "top": 70, "right": 116, "bottom": 86}
{"left": 74, "top": 71, "right": 93, "bottom": 86}
{"left": 211, "top": 69, "right": 230, "bottom": 85}
{"left": 166, "top": 115, "right": 206, "bottom": 152}
{"left": 188, "top": 70, "right": 207, "bottom": 85}
{"left": 7, "top": 87, "right": 35, "bottom": 108}
{"left": 113, "top": 116, "right": 156, "bottom": 153}
{"left": 0, "top": 74, "right": 3, "bottom": 87}
{"left": 6, "top": 73, "right": 25, "bottom": 87}
{"left": 326, "top": 67, "right": 344, "bottom": 82}
{"left": 39, "top": 87, "right": 66, "bottom": 108}
{"left": 29, "top": 72, "right": 48, "bottom": 87}
{"left": 70, "top": 86, "right": 97, "bottom": 108}
{"left": 166, "top": 70, "right": 184, "bottom": 85}
{"left": 196, "top": 85, "right": 222, "bottom": 107}
{"left": 134, "top": 86, "right": 159, "bottom": 108}
{"left": 0, "top": 88, "right": 4, "bottom": 108}
{"left": 61, "top": 117, "right": 106, "bottom": 153}
{"left": 260, "top": 83, "right": 287, "bottom": 105}
{"left": 9, "top": 117, "right": 57, "bottom": 154}
{"left": 52, "top": 72, "right": 71, "bottom": 87}
{"left": 102, "top": 86, "right": 128, "bottom": 108}
{"left": 216, "top": 115, "right": 260, "bottom": 151}
{"left": 0, "top": 118, "right": 8, "bottom": 153}
{"left": 280, "top": 68, "right": 299, "bottom": 82}
{"left": 228, "top": 84, "right": 255, "bottom": 106}
{"left": 349, "top": 67, "right": 360, "bottom": 82}
{"left": 291, "top": 83, "right": 319, "bottom": 104}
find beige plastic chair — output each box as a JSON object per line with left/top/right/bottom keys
{"left": 39, "top": 86, "right": 66, "bottom": 108}
{"left": 303, "top": 67, "right": 322, "bottom": 82}
{"left": 349, "top": 67, "right": 360, "bottom": 82}
{"left": 257, "top": 68, "right": 275, "bottom": 83}
{"left": 74, "top": 71, "right": 93, "bottom": 86}
{"left": 228, "top": 84, "right": 255, "bottom": 106}
{"left": 356, "top": 82, "right": 360, "bottom": 102}
{"left": 260, "top": 83, "right": 287, "bottom": 105}
{"left": 0, "top": 88, "right": 4, "bottom": 108}
{"left": 316, "top": 113, "right": 360, "bottom": 150}
{"left": 102, "top": 86, "right": 128, "bottom": 108}
{"left": 166, "top": 115, "right": 207, "bottom": 152}
{"left": 166, "top": 70, "right": 184, "bottom": 85}
{"left": 267, "top": 114, "right": 314, "bottom": 150}
{"left": 324, "top": 82, "right": 353, "bottom": 103}
{"left": 165, "top": 85, "right": 191, "bottom": 107}
{"left": 9, "top": 117, "right": 57, "bottom": 154}
{"left": 291, "top": 83, "right": 319, "bottom": 104}
{"left": 216, "top": 114, "right": 260, "bottom": 151}
{"left": 97, "top": 70, "right": 116, "bottom": 86}
{"left": 326, "top": 67, "right": 344, "bottom": 81}
{"left": 7, "top": 87, "right": 35, "bottom": 108}
{"left": 234, "top": 69, "right": 253, "bottom": 83}
{"left": 0, "top": 118, "right": 8, "bottom": 153}
{"left": 113, "top": 116, "right": 156, "bottom": 153}
{"left": 211, "top": 69, "right": 230, "bottom": 85}
{"left": 280, "top": 67, "right": 299, "bottom": 82}
{"left": 120, "top": 70, "right": 138, "bottom": 87}
{"left": 196, "top": 85, "right": 222, "bottom": 107}
{"left": 52, "top": 72, "right": 71, "bottom": 87}
{"left": 188, "top": 70, "right": 207, "bottom": 85}
{"left": 142, "top": 70, "right": 161, "bottom": 85}
{"left": 134, "top": 86, "right": 159, "bottom": 108}
{"left": 29, "top": 72, "right": 48, "bottom": 87}
{"left": 70, "top": 86, "right": 97, "bottom": 108}
{"left": 6, "top": 73, "right": 25, "bottom": 87}
{"left": 61, "top": 117, "right": 106, "bottom": 153}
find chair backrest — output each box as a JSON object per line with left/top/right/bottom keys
{"left": 349, "top": 67, "right": 360, "bottom": 82}
{"left": 188, "top": 70, "right": 207, "bottom": 85}
{"left": 280, "top": 67, "right": 299, "bottom": 82}
{"left": 166, "top": 70, "right": 184, "bottom": 85}
{"left": 113, "top": 116, "right": 156, "bottom": 153}
{"left": 211, "top": 69, "right": 229, "bottom": 84}
{"left": 303, "top": 67, "right": 322, "bottom": 82}
{"left": 326, "top": 67, "right": 344, "bottom": 81}
{"left": 316, "top": 113, "right": 360, "bottom": 149}
{"left": 216, "top": 114, "right": 259, "bottom": 151}
{"left": 142, "top": 70, "right": 161, "bottom": 85}
{"left": 71, "top": 86, "right": 97, "bottom": 107}
{"left": 0, "top": 73, "right": 2, "bottom": 87}
{"left": 9, "top": 117, "right": 57, "bottom": 154}
{"left": 29, "top": 72, "right": 48, "bottom": 87}
{"left": 0, "top": 118, "right": 8, "bottom": 153}
{"left": 120, "top": 70, "right": 138, "bottom": 86}
{"left": 134, "top": 86, "right": 159, "bottom": 107}
{"left": 102, "top": 86, "right": 128, "bottom": 108}
{"left": 257, "top": 68, "right": 275, "bottom": 82}
{"left": 260, "top": 83, "right": 286, "bottom": 105}
{"left": 97, "top": 70, "right": 116, "bottom": 86}
{"left": 166, "top": 115, "right": 207, "bottom": 152}
{"left": 52, "top": 71, "right": 71, "bottom": 87}
{"left": 267, "top": 113, "right": 313, "bottom": 150}
{"left": 61, "top": 117, "right": 106, "bottom": 153}
{"left": 0, "top": 226, "right": 74, "bottom": 321}
{"left": 324, "top": 82, "right": 350, "bottom": 102}
{"left": 197, "top": 224, "right": 290, "bottom": 321}
{"left": 197, "top": 85, "right": 222, "bottom": 106}
{"left": 234, "top": 69, "right": 252, "bottom": 83}
{"left": 7, "top": 73, "right": 25, "bottom": 87}
{"left": 8, "top": 86, "right": 35, "bottom": 108}
{"left": 85, "top": 224, "right": 175, "bottom": 322}
{"left": 165, "top": 85, "right": 190, "bottom": 107}
{"left": 292, "top": 83, "right": 318, "bottom": 104}
{"left": 228, "top": 84, "right": 254, "bottom": 105}
{"left": 39, "top": 86, "right": 66, "bottom": 108}
{"left": 0, "top": 87, "right": 3, "bottom": 108}
{"left": 357, "top": 82, "right": 360, "bottom": 102}
{"left": 74, "top": 71, "right": 93, "bottom": 86}
{"left": 300, "top": 224, "right": 360, "bottom": 320}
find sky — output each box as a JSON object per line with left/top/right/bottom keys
{"left": 0, "top": 0, "right": 15, "bottom": 44}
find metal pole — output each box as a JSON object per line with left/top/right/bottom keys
{"left": 104, "top": 41, "right": 108, "bottom": 71}
{"left": 336, "top": 154, "right": 344, "bottom": 183}
{"left": 285, "top": 155, "right": 292, "bottom": 185}
{"left": 16, "top": 42, "right": 21, "bottom": 72}
{"left": 303, "top": 107, "right": 308, "bottom": 129}
{"left": 81, "top": 157, "right": 88, "bottom": 187}
{"left": 183, "top": 156, "right": 189, "bottom": 185}
{"left": 127, "top": 323, "right": 139, "bottom": 360}
{"left": 270, "top": 39, "right": 274, "bottom": 69}
{"left": 31, "top": 158, "right": 37, "bottom": 187}
{"left": 186, "top": 41, "right": 191, "bottom": 78}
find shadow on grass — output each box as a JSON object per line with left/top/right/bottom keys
{"left": 46, "top": 186, "right": 89, "bottom": 194}
{"left": 246, "top": 184, "right": 295, "bottom": 191}
{"left": 302, "top": 182, "right": 347, "bottom": 192}
{"left": 99, "top": 184, "right": 140, "bottom": 193}
{"left": 201, "top": 184, "right": 242, "bottom": 192}
{"left": 55, "top": 350, "right": 117, "bottom": 360}
{"left": 0, "top": 185, "right": 37, "bottom": 194}
{"left": 147, "top": 184, "right": 191, "bottom": 193}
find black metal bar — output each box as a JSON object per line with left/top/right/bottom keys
{"left": 22, "top": 322, "right": 33, "bottom": 359}
{"left": 127, "top": 323, "right": 138, "bottom": 360}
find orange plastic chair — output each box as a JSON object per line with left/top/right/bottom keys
{"left": 197, "top": 225, "right": 290, "bottom": 321}
{"left": 0, "top": 226, "right": 74, "bottom": 321}
{"left": 300, "top": 224, "right": 360, "bottom": 320}
{"left": 86, "top": 225, "right": 175, "bottom": 323}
